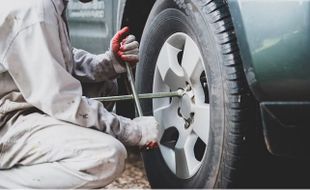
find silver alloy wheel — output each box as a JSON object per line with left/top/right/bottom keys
{"left": 153, "top": 33, "right": 210, "bottom": 179}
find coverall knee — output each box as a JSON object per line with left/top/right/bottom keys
{"left": 0, "top": 112, "right": 127, "bottom": 188}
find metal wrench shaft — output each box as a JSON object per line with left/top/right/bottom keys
{"left": 125, "top": 62, "right": 143, "bottom": 116}
{"left": 91, "top": 90, "right": 184, "bottom": 102}
{"left": 125, "top": 62, "right": 160, "bottom": 150}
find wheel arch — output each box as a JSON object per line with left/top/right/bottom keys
{"left": 115, "top": 0, "right": 156, "bottom": 119}
{"left": 120, "top": 0, "right": 157, "bottom": 41}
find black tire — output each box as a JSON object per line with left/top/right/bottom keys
{"left": 136, "top": 0, "right": 257, "bottom": 188}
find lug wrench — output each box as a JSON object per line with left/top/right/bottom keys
{"left": 124, "top": 62, "right": 144, "bottom": 116}
{"left": 124, "top": 62, "right": 159, "bottom": 150}
{"left": 91, "top": 67, "right": 185, "bottom": 149}
{"left": 91, "top": 65, "right": 185, "bottom": 149}
{"left": 91, "top": 90, "right": 184, "bottom": 102}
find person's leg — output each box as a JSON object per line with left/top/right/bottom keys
{"left": 82, "top": 80, "right": 118, "bottom": 111}
{"left": 0, "top": 112, "right": 127, "bottom": 188}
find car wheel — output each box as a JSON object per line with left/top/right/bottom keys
{"left": 136, "top": 0, "right": 256, "bottom": 188}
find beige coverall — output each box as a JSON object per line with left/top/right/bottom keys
{"left": 0, "top": 0, "right": 144, "bottom": 188}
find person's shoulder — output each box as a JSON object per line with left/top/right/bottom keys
{"left": 0, "top": 1, "right": 37, "bottom": 29}
{"left": 0, "top": 0, "right": 50, "bottom": 25}
{"left": 0, "top": 1, "right": 37, "bottom": 16}
{"left": 0, "top": 0, "right": 43, "bottom": 65}
{"left": 0, "top": 0, "right": 60, "bottom": 32}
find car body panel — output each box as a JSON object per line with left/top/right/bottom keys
{"left": 228, "top": 0, "right": 310, "bottom": 101}
{"left": 67, "top": 0, "right": 126, "bottom": 54}
{"left": 260, "top": 101, "right": 310, "bottom": 157}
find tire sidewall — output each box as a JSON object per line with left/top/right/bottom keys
{"left": 137, "top": 0, "right": 226, "bottom": 188}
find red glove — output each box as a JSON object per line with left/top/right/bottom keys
{"left": 111, "top": 27, "right": 139, "bottom": 67}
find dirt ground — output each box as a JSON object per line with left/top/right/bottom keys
{"left": 105, "top": 147, "right": 151, "bottom": 189}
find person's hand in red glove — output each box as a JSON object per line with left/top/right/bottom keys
{"left": 109, "top": 27, "right": 139, "bottom": 73}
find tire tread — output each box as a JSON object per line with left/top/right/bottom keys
{"left": 202, "top": 0, "right": 256, "bottom": 187}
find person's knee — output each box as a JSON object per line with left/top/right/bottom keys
{"left": 82, "top": 138, "right": 127, "bottom": 188}
{"left": 111, "top": 141, "right": 127, "bottom": 177}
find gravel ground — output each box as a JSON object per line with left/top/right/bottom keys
{"left": 105, "top": 147, "right": 151, "bottom": 189}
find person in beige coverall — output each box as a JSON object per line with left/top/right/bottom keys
{"left": 0, "top": 0, "right": 159, "bottom": 188}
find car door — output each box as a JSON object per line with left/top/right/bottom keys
{"left": 67, "top": 0, "right": 119, "bottom": 54}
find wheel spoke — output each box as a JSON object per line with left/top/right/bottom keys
{"left": 175, "top": 133, "right": 200, "bottom": 179}
{"left": 181, "top": 36, "right": 204, "bottom": 82}
{"left": 159, "top": 145, "right": 176, "bottom": 173}
{"left": 192, "top": 104, "right": 210, "bottom": 144}
{"left": 175, "top": 148, "right": 190, "bottom": 178}
{"left": 156, "top": 42, "right": 187, "bottom": 90}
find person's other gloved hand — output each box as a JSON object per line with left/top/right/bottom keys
{"left": 133, "top": 116, "right": 159, "bottom": 147}
{"left": 110, "top": 26, "right": 139, "bottom": 72}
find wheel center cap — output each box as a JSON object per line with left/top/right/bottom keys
{"left": 178, "top": 90, "right": 195, "bottom": 128}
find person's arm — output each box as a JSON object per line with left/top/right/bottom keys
{"left": 2, "top": 21, "right": 150, "bottom": 145}
{"left": 72, "top": 48, "right": 121, "bottom": 82}
{"left": 72, "top": 27, "right": 139, "bottom": 83}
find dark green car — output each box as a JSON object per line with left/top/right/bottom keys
{"left": 68, "top": 0, "right": 310, "bottom": 188}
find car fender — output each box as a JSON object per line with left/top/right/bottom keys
{"left": 228, "top": 0, "right": 310, "bottom": 101}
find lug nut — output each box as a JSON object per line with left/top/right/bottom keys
{"left": 183, "top": 112, "right": 195, "bottom": 129}
{"left": 185, "top": 82, "right": 192, "bottom": 91}
{"left": 177, "top": 107, "right": 182, "bottom": 117}
{"left": 184, "top": 122, "right": 190, "bottom": 129}
{"left": 191, "top": 96, "right": 196, "bottom": 103}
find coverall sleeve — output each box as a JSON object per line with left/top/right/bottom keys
{"left": 72, "top": 48, "right": 124, "bottom": 82}
{"left": 2, "top": 22, "right": 142, "bottom": 145}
